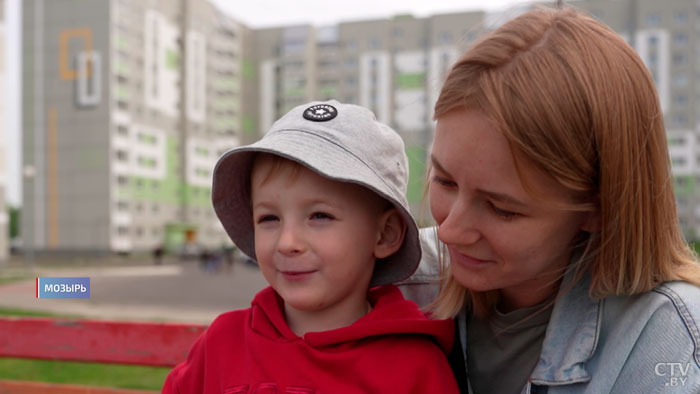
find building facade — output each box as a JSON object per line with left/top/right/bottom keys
{"left": 247, "top": 0, "right": 700, "bottom": 235}
{"left": 21, "top": 0, "right": 700, "bottom": 254}
{"left": 0, "top": 0, "right": 7, "bottom": 261}
{"left": 573, "top": 0, "right": 700, "bottom": 240}
{"left": 248, "top": 12, "right": 488, "bottom": 219}
{"left": 22, "top": 0, "right": 244, "bottom": 253}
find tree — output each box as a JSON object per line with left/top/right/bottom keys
{"left": 8, "top": 206, "right": 19, "bottom": 239}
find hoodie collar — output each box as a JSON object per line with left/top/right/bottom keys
{"left": 250, "top": 285, "right": 454, "bottom": 352}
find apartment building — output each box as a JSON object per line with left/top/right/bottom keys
{"left": 246, "top": 0, "right": 700, "bottom": 235}
{"left": 21, "top": 0, "right": 244, "bottom": 253}
{"left": 572, "top": 0, "right": 700, "bottom": 239}
{"left": 249, "top": 12, "right": 485, "bottom": 218}
{"left": 22, "top": 0, "right": 700, "bottom": 255}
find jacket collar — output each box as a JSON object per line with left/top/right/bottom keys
{"left": 529, "top": 269, "right": 602, "bottom": 385}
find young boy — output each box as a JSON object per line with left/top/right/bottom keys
{"left": 162, "top": 101, "right": 459, "bottom": 393}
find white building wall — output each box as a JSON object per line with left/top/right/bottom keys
{"left": 186, "top": 31, "right": 207, "bottom": 123}
{"left": 428, "top": 46, "right": 459, "bottom": 123}
{"left": 144, "top": 10, "right": 180, "bottom": 117}
{"left": 359, "top": 51, "right": 391, "bottom": 124}
{"left": 394, "top": 50, "right": 428, "bottom": 133}
{"left": 0, "top": 7, "right": 7, "bottom": 261}
{"left": 260, "top": 59, "right": 276, "bottom": 133}
{"left": 635, "top": 29, "right": 670, "bottom": 114}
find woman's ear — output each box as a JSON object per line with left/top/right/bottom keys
{"left": 580, "top": 209, "right": 601, "bottom": 233}
{"left": 375, "top": 209, "right": 406, "bottom": 259}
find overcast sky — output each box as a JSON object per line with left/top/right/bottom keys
{"left": 3, "top": 0, "right": 540, "bottom": 206}
{"left": 209, "top": 0, "right": 539, "bottom": 27}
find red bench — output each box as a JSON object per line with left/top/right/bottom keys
{"left": 0, "top": 316, "right": 206, "bottom": 393}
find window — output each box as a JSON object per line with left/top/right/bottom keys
{"left": 669, "top": 136, "right": 686, "bottom": 146}
{"left": 674, "top": 11, "right": 688, "bottom": 25}
{"left": 671, "top": 114, "right": 689, "bottom": 127}
{"left": 672, "top": 157, "right": 687, "bottom": 166}
{"left": 438, "top": 32, "right": 452, "bottom": 44}
{"left": 674, "top": 95, "right": 689, "bottom": 107}
{"left": 116, "top": 175, "right": 129, "bottom": 186}
{"left": 647, "top": 14, "right": 661, "bottom": 26}
{"left": 674, "top": 33, "right": 689, "bottom": 45}
{"left": 115, "top": 150, "right": 128, "bottom": 161}
{"left": 673, "top": 73, "right": 688, "bottom": 87}
{"left": 673, "top": 53, "right": 688, "bottom": 65}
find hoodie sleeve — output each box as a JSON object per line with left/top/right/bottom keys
{"left": 162, "top": 330, "right": 207, "bottom": 394}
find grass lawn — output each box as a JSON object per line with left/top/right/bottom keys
{"left": 0, "top": 308, "right": 171, "bottom": 391}
{"left": 0, "top": 358, "right": 170, "bottom": 391}
{"left": 0, "top": 276, "right": 33, "bottom": 286}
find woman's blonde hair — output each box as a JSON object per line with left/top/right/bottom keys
{"left": 431, "top": 7, "right": 700, "bottom": 319}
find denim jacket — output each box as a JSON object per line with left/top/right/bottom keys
{"left": 398, "top": 228, "right": 700, "bottom": 393}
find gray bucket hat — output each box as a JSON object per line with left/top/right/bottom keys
{"left": 211, "top": 100, "right": 421, "bottom": 287}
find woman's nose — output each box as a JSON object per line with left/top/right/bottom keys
{"left": 437, "top": 200, "right": 481, "bottom": 246}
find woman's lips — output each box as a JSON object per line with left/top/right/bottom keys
{"left": 448, "top": 247, "right": 492, "bottom": 268}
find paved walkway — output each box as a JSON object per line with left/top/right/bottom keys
{"left": 0, "top": 258, "right": 268, "bottom": 325}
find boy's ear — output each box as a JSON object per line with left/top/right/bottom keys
{"left": 374, "top": 208, "right": 406, "bottom": 259}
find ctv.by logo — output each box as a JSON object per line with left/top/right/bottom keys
{"left": 654, "top": 362, "right": 691, "bottom": 387}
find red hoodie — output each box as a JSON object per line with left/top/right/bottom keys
{"left": 163, "top": 285, "right": 459, "bottom": 394}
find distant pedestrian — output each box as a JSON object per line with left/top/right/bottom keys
{"left": 152, "top": 245, "right": 164, "bottom": 265}
{"left": 221, "top": 245, "right": 235, "bottom": 273}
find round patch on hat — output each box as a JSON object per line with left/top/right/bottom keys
{"left": 303, "top": 104, "right": 338, "bottom": 122}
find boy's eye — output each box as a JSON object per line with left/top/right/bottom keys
{"left": 310, "top": 212, "right": 333, "bottom": 220}
{"left": 487, "top": 202, "right": 518, "bottom": 220}
{"left": 256, "top": 215, "right": 279, "bottom": 224}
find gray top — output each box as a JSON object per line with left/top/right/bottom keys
{"left": 467, "top": 300, "right": 554, "bottom": 394}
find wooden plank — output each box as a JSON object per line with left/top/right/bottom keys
{"left": 0, "top": 379, "right": 158, "bottom": 394}
{"left": 0, "top": 317, "right": 206, "bottom": 367}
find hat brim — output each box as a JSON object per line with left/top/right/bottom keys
{"left": 212, "top": 129, "right": 421, "bottom": 286}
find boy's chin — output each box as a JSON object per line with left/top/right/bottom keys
{"left": 277, "top": 288, "right": 326, "bottom": 312}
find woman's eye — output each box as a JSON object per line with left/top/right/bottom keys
{"left": 310, "top": 212, "right": 333, "bottom": 220}
{"left": 431, "top": 175, "right": 456, "bottom": 187}
{"left": 256, "top": 215, "right": 278, "bottom": 224}
{"left": 488, "top": 202, "right": 518, "bottom": 220}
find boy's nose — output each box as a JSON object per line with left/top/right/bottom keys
{"left": 277, "top": 223, "right": 306, "bottom": 256}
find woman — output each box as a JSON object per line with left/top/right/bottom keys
{"left": 401, "top": 7, "right": 700, "bottom": 394}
